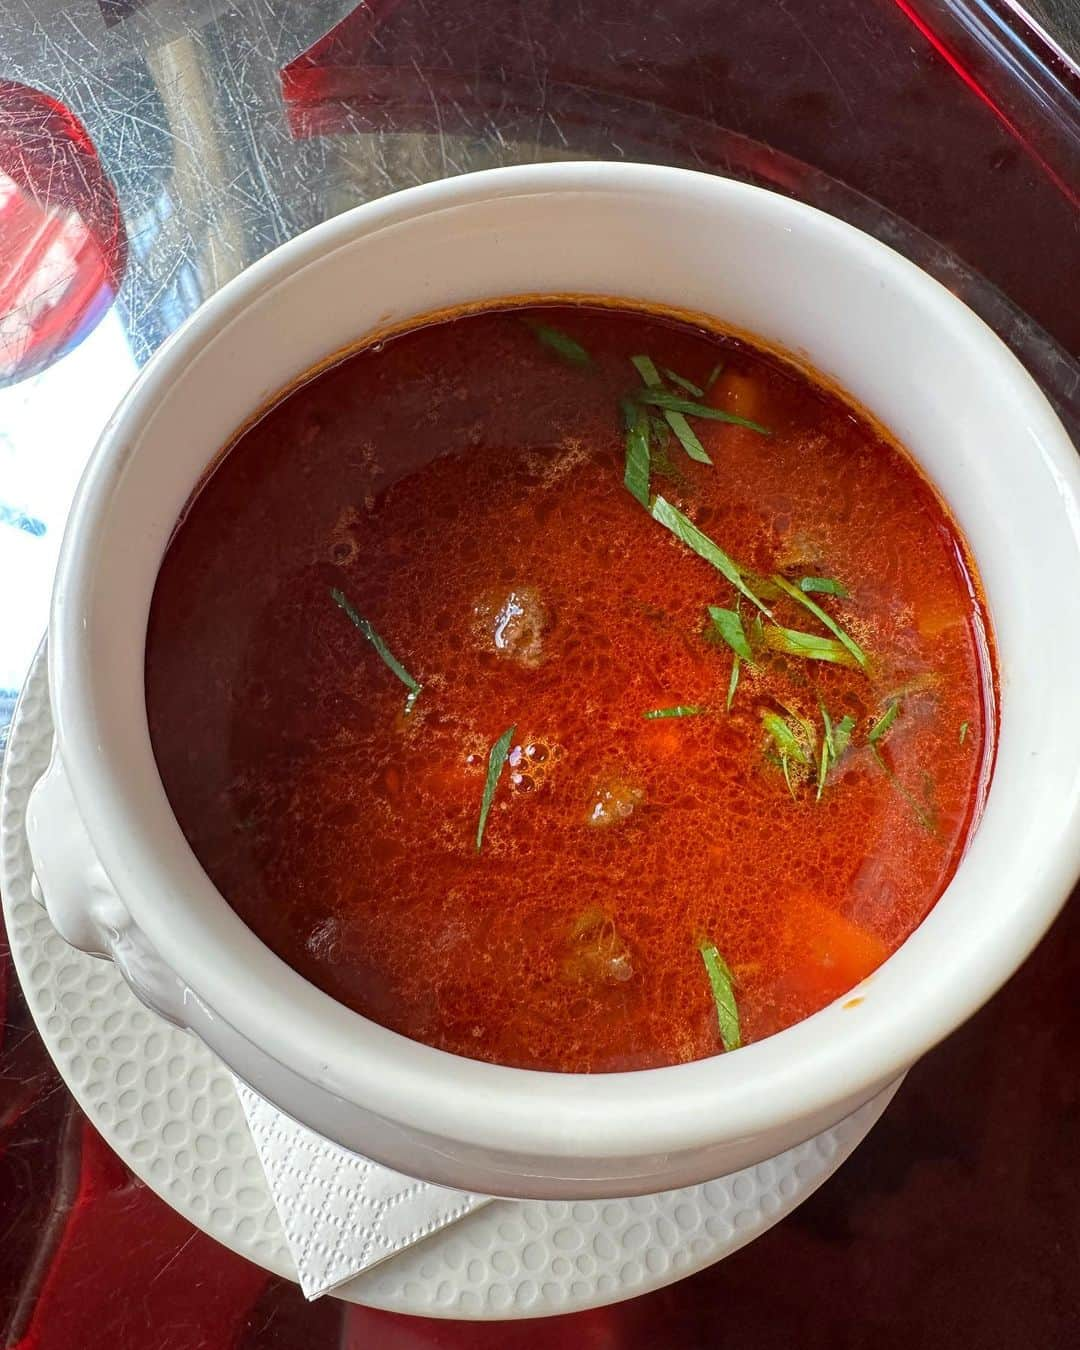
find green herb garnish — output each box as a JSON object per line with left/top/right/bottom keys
{"left": 705, "top": 361, "right": 724, "bottom": 390}
{"left": 665, "top": 412, "right": 711, "bottom": 464}
{"left": 763, "top": 624, "right": 859, "bottom": 668}
{"left": 631, "top": 387, "right": 772, "bottom": 436}
{"left": 799, "top": 576, "right": 850, "bottom": 598}
{"left": 650, "top": 497, "right": 772, "bottom": 616}
{"left": 770, "top": 573, "right": 869, "bottom": 671}
{"left": 959, "top": 721, "right": 969, "bottom": 745}
{"left": 476, "top": 724, "right": 516, "bottom": 852}
{"left": 662, "top": 367, "right": 705, "bottom": 398}
{"left": 652, "top": 448, "right": 685, "bottom": 487}
{"left": 643, "top": 705, "right": 704, "bottom": 719}
{"left": 631, "top": 355, "right": 712, "bottom": 465}
{"left": 631, "top": 354, "right": 663, "bottom": 385}
{"left": 776, "top": 698, "right": 817, "bottom": 753}
{"left": 868, "top": 700, "right": 901, "bottom": 747}
{"left": 524, "top": 320, "right": 591, "bottom": 368}
{"left": 699, "top": 942, "right": 741, "bottom": 1051}
{"left": 649, "top": 414, "right": 672, "bottom": 450}
{"left": 865, "top": 701, "right": 934, "bottom": 831}
{"left": 817, "top": 708, "right": 856, "bottom": 801}
{"left": 330, "top": 588, "right": 423, "bottom": 715}
{"left": 623, "top": 400, "right": 651, "bottom": 507}
{"left": 820, "top": 704, "right": 837, "bottom": 757}
{"left": 761, "top": 710, "right": 810, "bottom": 798}
{"left": 762, "top": 711, "right": 807, "bottom": 760}
{"left": 707, "top": 605, "right": 754, "bottom": 661}
{"left": 816, "top": 730, "right": 831, "bottom": 801}
{"left": 726, "top": 655, "right": 741, "bottom": 711}
{"left": 648, "top": 421, "right": 689, "bottom": 486}
{"left": 740, "top": 572, "right": 783, "bottom": 602}
{"left": 832, "top": 712, "right": 856, "bottom": 758}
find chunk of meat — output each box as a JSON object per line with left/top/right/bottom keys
{"left": 475, "top": 587, "right": 549, "bottom": 666}
{"left": 586, "top": 777, "right": 644, "bottom": 828}
{"left": 562, "top": 908, "right": 633, "bottom": 984}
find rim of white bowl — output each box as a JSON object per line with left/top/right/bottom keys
{"left": 50, "top": 162, "right": 1080, "bottom": 1163}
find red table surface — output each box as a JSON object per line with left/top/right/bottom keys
{"left": 0, "top": 1, "right": 1078, "bottom": 1346}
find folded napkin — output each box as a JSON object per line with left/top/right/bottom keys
{"left": 235, "top": 1081, "right": 491, "bottom": 1299}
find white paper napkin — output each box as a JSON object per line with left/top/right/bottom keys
{"left": 234, "top": 1081, "right": 491, "bottom": 1299}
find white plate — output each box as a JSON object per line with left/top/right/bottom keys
{"left": 1, "top": 641, "right": 900, "bottom": 1319}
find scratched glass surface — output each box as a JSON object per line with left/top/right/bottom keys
{"left": 0, "top": 3, "right": 1078, "bottom": 1347}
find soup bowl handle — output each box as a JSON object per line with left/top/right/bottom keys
{"left": 26, "top": 747, "right": 194, "bottom": 1029}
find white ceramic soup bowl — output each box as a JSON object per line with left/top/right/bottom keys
{"left": 26, "top": 162, "right": 1080, "bottom": 1200}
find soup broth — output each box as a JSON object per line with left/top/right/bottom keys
{"left": 146, "top": 303, "right": 994, "bottom": 1073}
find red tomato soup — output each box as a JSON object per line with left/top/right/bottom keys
{"left": 145, "top": 303, "right": 996, "bottom": 1073}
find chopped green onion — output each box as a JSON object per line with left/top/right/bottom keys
{"left": 630, "top": 353, "right": 661, "bottom": 379}
{"left": 649, "top": 414, "right": 672, "bottom": 450}
{"left": 705, "top": 361, "right": 724, "bottom": 390}
{"left": 652, "top": 449, "right": 685, "bottom": 487}
{"left": 662, "top": 367, "right": 705, "bottom": 398}
{"left": 762, "top": 710, "right": 810, "bottom": 798}
{"left": 762, "top": 711, "right": 808, "bottom": 761}
{"left": 643, "top": 705, "right": 704, "bottom": 719}
{"left": 330, "top": 588, "right": 423, "bottom": 715}
{"left": 707, "top": 605, "right": 754, "bottom": 661}
{"left": 741, "top": 572, "right": 783, "bottom": 602}
{"left": 631, "top": 355, "right": 712, "bottom": 464}
{"left": 476, "top": 724, "right": 516, "bottom": 852}
{"left": 651, "top": 497, "right": 772, "bottom": 616}
{"left": 630, "top": 353, "right": 663, "bottom": 386}
{"left": 833, "top": 713, "right": 856, "bottom": 758}
{"left": 866, "top": 702, "right": 933, "bottom": 829}
{"left": 726, "top": 654, "right": 741, "bottom": 711}
{"left": 763, "top": 624, "right": 859, "bottom": 668}
{"left": 770, "top": 573, "right": 869, "bottom": 671}
{"left": 959, "top": 721, "right": 969, "bottom": 745}
{"left": 631, "top": 387, "right": 771, "bottom": 436}
{"left": 623, "top": 401, "right": 651, "bottom": 507}
{"left": 868, "top": 700, "right": 901, "bottom": 747}
{"left": 816, "top": 706, "right": 855, "bottom": 800}
{"left": 816, "top": 732, "right": 830, "bottom": 801}
{"left": 699, "top": 942, "right": 742, "bottom": 1051}
{"left": 665, "top": 411, "right": 712, "bottom": 464}
{"left": 648, "top": 421, "right": 688, "bottom": 486}
{"left": 524, "top": 320, "right": 591, "bottom": 368}
{"left": 799, "top": 576, "right": 850, "bottom": 598}
{"left": 776, "top": 699, "right": 817, "bottom": 753}
{"left": 821, "top": 704, "right": 837, "bottom": 758}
